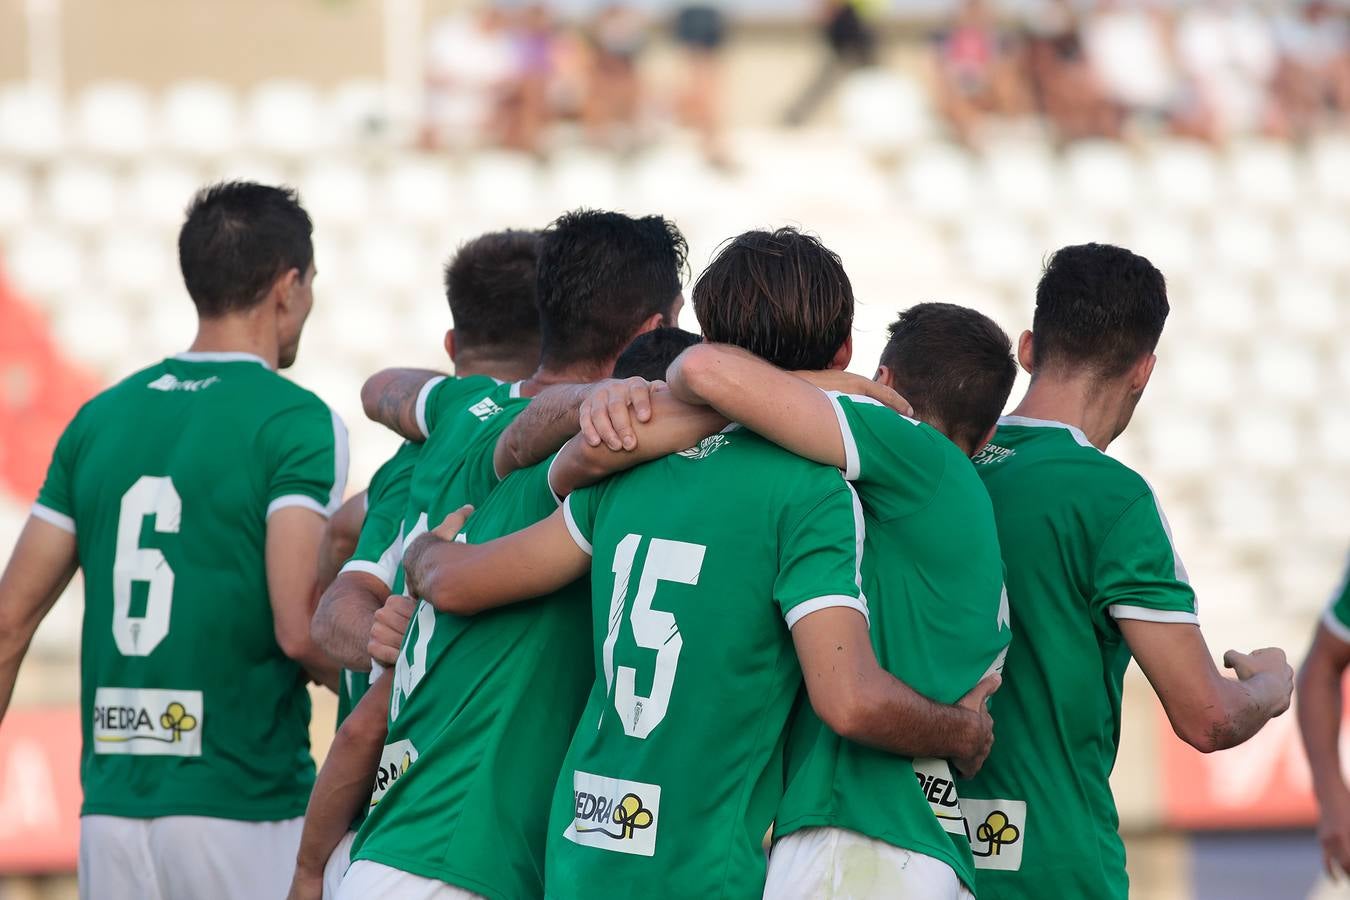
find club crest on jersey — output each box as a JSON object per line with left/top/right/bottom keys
{"left": 92, "top": 688, "right": 203, "bottom": 757}
{"left": 369, "top": 739, "right": 419, "bottom": 807}
{"left": 564, "top": 771, "right": 661, "bottom": 857}
{"left": 467, "top": 397, "right": 504, "bottom": 422}
{"left": 676, "top": 434, "right": 728, "bottom": 460}
{"left": 964, "top": 797, "right": 1027, "bottom": 871}
{"left": 913, "top": 758, "right": 970, "bottom": 839}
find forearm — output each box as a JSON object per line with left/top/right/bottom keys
{"left": 494, "top": 384, "right": 592, "bottom": 478}
{"left": 844, "top": 674, "right": 983, "bottom": 760}
{"left": 1300, "top": 657, "right": 1348, "bottom": 800}
{"left": 293, "top": 675, "right": 391, "bottom": 879}
{"left": 311, "top": 576, "right": 385, "bottom": 670}
{"left": 1201, "top": 674, "right": 1285, "bottom": 753}
{"left": 0, "top": 638, "right": 32, "bottom": 724}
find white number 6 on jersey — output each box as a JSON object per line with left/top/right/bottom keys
{"left": 112, "top": 476, "right": 181, "bottom": 656}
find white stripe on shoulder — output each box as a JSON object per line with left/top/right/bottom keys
{"left": 563, "top": 496, "right": 592, "bottom": 556}
{"left": 1108, "top": 605, "right": 1199, "bottom": 625}
{"left": 328, "top": 407, "right": 350, "bottom": 515}
{"left": 509, "top": 381, "right": 524, "bottom": 399}
{"left": 545, "top": 453, "right": 566, "bottom": 507}
{"left": 1323, "top": 606, "right": 1350, "bottom": 645}
{"left": 30, "top": 503, "right": 76, "bottom": 534}
{"left": 414, "top": 376, "right": 447, "bottom": 440}
{"left": 845, "top": 482, "right": 867, "bottom": 606}
{"left": 785, "top": 595, "right": 871, "bottom": 629}
{"left": 1140, "top": 477, "right": 1191, "bottom": 588}
{"left": 267, "top": 495, "right": 330, "bottom": 519}
{"left": 823, "top": 391, "right": 861, "bottom": 481}
{"left": 339, "top": 559, "right": 394, "bottom": 588}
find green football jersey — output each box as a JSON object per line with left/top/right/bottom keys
{"left": 33, "top": 351, "right": 347, "bottom": 821}
{"left": 544, "top": 428, "right": 867, "bottom": 900}
{"left": 961, "top": 416, "right": 1197, "bottom": 900}
{"left": 353, "top": 455, "right": 592, "bottom": 900}
{"left": 1321, "top": 557, "right": 1350, "bottom": 644}
{"left": 773, "top": 393, "right": 1010, "bottom": 893}
{"left": 334, "top": 441, "right": 420, "bottom": 728}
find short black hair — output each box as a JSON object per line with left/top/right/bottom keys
{"left": 693, "top": 227, "right": 853, "bottom": 371}
{"left": 536, "top": 210, "right": 687, "bottom": 368}
{"left": 879, "top": 303, "right": 1016, "bottom": 453}
{"left": 1033, "top": 243, "right": 1170, "bottom": 378}
{"left": 613, "top": 327, "right": 702, "bottom": 381}
{"left": 444, "top": 230, "right": 542, "bottom": 355}
{"left": 178, "top": 181, "right": 314, "bottom": 317}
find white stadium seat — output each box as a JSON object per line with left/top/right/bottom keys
{"left": 75, "top": 81, "right": 155, "bottom": 158}
{"left": 1226, "top": 141, "right": 1301, "bottom": 211}
{"left": 381, "top": 159, "right": 455, "bottom": 226}
{"left": 1208, "top": 213, "right": 1281, "bottom": 276}
{"left": 1228, "top": 412, "right": 1301, "bottom": 472}
{"left": 246, "top": 80, "right": 326, "bottom": 157}
{"left": 1270, "top": 275, "right": 1340, "bottom": 339}
{"left": 8, "top": 228, "right": 85, "bottom": 302}
{"left": 299, "top": 161, "right": 374, "bottom": 229}
{"left": 467, "top": 152, "right": 542, "bottom": 216}
{"left": 161, "top": 80, "right": 241, "bottom": 158}
{"left": 0, "top": 164, "right": 35, "bottom": 233}
{"left": 0, "top": 83, "right": 65, "bottom": 159}
{"left": 44, "top": 162, "right": 121, "bottom": 229}
{"left": 1145, "top": 140, "right": 1220, "bottom": 214}
{"left": 53, "top": 296, "right": 137, "bottom": 374}
{"left": 125, "top": 162, "right": 202, "bottom": 228}
{"left": 982, "top": 145, "right": 1058, "bottom": 219}
{"left": 837, "top": 71, "right": 933, "bottom": 153}
{"left": 1309, "top": 136, "right": 1350, "bottom": 207}
{"left": 546, "top": 149, "right": 623, "bottom": 212}
{"left": 1065, "top": 141, "right": 1138, "bottom": 215}
{"left": 900, "top": 146, "right": 978, "bottom": 223}
{"left": 353, "top": 227, "right": 427, "bottom": 294}
{"left": 1249, "top": 340, "right": 1320, "bottom": 407}
{"left": 1290, "top": 209, "right": 1350, "bottom": 274}
{"left": 328, "top": 79, "right": 389, "bottom": 145}
{"left": 94, "top": 230, "right": 176, "bottom": 299}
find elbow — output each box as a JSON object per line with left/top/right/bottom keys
{"left": 276, "top": 629, "right": 317, "bottom": 667}
{"left": 417, "top": 569, "right": 480, "bottom": 617}
{"left": 1173, "top": 707, "right": 1233, "bottom": 754}
{"left": 360, "top": 371, "right": 393, "bottom": 423}
{"left": 673, "top": 343, "right": 720, "bottom": 398}
{"left": 813, "top": 685, "right": 874, "bottom": 744}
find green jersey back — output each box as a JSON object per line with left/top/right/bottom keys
{"left": 334, "top": 441, "right": 420, "bottom": 728}
{"left": 545, "top": 429, "right": 867, "bottom": 900}
{"left": 34, "top": 352, "right": 347, "bottom": 820}
{"left": 963, "top": 417, "right": 1196, "bottom": 900}
{"left": 1321, "top": 557, "right": 1350, "bottom": 644}
{"left": 774, "top": 394, "right": 1009, "bottom": 893}
{"left": 353, "top": 455, "right": 592, "bottom": 900}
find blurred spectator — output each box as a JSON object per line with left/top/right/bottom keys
{"left": 1271, "top": 0, "right": 1350, "bottom": 140}
{"left": 1025, "top": 0, "right": 1120, "bottom": 142}
{"left": 1175, "top": 0, "right": 1279, "bottom": 142}
{"left": 783, "top": 0, "right": 879, "bottom": 127}
{"left": 1083, "top": 0, "right": 1184, "bottom": 129}
{"left": 673, "top": 3, "right": 730, "bottom": 167}
{"left": 422, "top": 7, "right": 515, "bottom": 150}
{"left": 932, "top": 0, "right": 1031, "bottom": 145}
{"left": 586, "top": 4, "right": 649, "bottom": 151}
{"left": 499, "top": 4, "right": 557, "bottom": 155}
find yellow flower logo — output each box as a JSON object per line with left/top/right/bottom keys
{"left": 976, "top": 811, "right": 1020, "bottom": 855}
{"left": 612, "top": 794, "right": 654, "bottom": 840}
{"left": 159, "top": 702, "right": 198, "bottom": 742}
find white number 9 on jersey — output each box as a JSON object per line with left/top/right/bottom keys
{"left": 112, "top": 476, "right": 181, "bottom": 656}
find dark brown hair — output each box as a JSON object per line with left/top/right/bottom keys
{"left": 443, "top": 229, "right": 542, "bottom": 355}
{"left": 692, "top": 227, "right": 853, "bottom": 370}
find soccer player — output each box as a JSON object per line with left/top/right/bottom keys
{"left": 1297, "top": 559, "right": 1350, "bottom": 879}
{"left": 294, "top": 229, "right": 545, "bottom": 898}
{"left": 649, "top": 302, "right": 1017, "bottom": 899}
{"left": 0, "top": 182, "right": 348, "bottom": 899}
{"left": 609, "top": 326, "right": 701, "bottom": 382}
{"left": 329, "top": 210, "right": 689, "bottom": 900}
{"left": 959, "top": 243, "right": 1293, "bottom": 899}
{"left": 402, "top": 228, "right": 998, "bottom": 899}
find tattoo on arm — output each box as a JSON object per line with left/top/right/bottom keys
{"left": 363, "top": 369, "right": 443, "bottom": 441}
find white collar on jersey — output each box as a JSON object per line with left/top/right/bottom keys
{"left": 173, "top": 351, "right": 272, "bottom": 369}
{"left": 508, "top": 381, "right": 523, "bottom": 399}
{"left": 997, "top": 415, "right": 1092, "bottom": 448}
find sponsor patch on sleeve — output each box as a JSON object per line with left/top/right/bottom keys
{"left": 563, "top": 770, "right": 662, "bottom": 857}
{"left": 963, "top": 797, "right": 1027, "bottom": 872}
{"left": 92, "top": 688, "right": 203, "bottom": 757}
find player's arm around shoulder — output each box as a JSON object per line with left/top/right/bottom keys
{"left": 402, "top": 504, "right": 589, "bottom": 615}
{"left": 361, "top": 368, "right": 448, "bottom": 441}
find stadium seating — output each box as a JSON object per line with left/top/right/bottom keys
{"left": 0, "top": 77, "right": 1344, "bottom": 662}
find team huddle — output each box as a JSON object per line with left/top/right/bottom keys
{"left": 0, "top": 181, "right": 1296, "bottom": 900}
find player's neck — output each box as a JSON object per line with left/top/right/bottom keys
{"left": 188, "top": 314, "right": 280, "bottom": 370}
{"left": 517, "top": 357, "right": 615, "bottom": 397}
{"left": 1008, "top": 376, "right": 1125, "bottom": 452}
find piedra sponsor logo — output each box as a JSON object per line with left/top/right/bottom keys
{"left": 564, "top": 771, "right": 661, "bottom": 857}
{"left": 913, "top": 758, "right": 969, "bottom": 839}
{"left": 92, "top": 688, "right": 203, "bottom": 757}
{"left": 369, "top": 739, "right": 419, "bottom": 808}
{"left": 964, "top": 797, "right": 1027, "bottom": 871}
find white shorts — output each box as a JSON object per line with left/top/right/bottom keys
{"left": 323, "top": 831, "right": 357, "bottom": 900}
{"left": 335, "top": 860, "right": 486, "bottom": 900}
{"left": 79, "top": 814, "right": 302, "bottom": 900}
{"left": 764, "top": 827, "right": 974, "bottom": 900}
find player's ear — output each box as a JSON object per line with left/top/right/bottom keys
{"left": 1017, "top": 331, "right": 1035, "bottom": 374}
{"left": 444, "top": 329, "right": 457, "bottom": 363}
{"left": 274, "top": 267, "right": 301, "bottom": 313}
{"left": 827, "top": 334, "right": 853, "bottom": 372}
{"left": 874, "top": 364, "right": 895, "bottom": 390}
{"left": 636, "top": 311, "right": 664, "bottom": 339}
{"left": 1129, "top": 353, "right": 1157, "bottom": 395}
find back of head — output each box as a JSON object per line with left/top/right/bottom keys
{"left": 444, "top": 229, "right": 542, "bottom": 360}
{"left": 536, "top": 209, "right": 687, "bottom": 369}
{"left": 880, "top": 303, "right": 1017, "bottom": 454}
{"left": 1032, "top": 243, "right": 1170, "bottom": 380}
{"left": 178, "top": 181, "right": 313, "bottom": 318}
{"left": 613, "top": 327, "right": 701, "bottom": 381}
{"left": 693, "top": 227, "right": 853, "bottom": 370}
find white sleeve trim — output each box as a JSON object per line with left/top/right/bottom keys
{"left": 1323, "top": 607, "right": 1350, "bottom": 645}
{"left": 562, "top": 496, "right": 592, "bottom": 556}
{"left": 823, "top": 391, "right": 861, "bottom": 481}
{"left": 267, "top": 494, "right": 330, "bottom": 519}
{"left": 30, "top": 503, "right": 75, "bottom": 534}
{"left": 1108, "top": 604, "right": 1199, "bottom": 625}
{"left": 785, "top": 594, "right": 870, "bottom": 629}
{"left": 545, "top": 453, "right": 567, "bottom": 507}
{"left": 414, "top": 375, "right": 447, "bottom": 440}
{"left": 327, "top": 407, "right": 350, "bottom": 515}
{"left": 338, "top": 559, "right": 394, "bottom": 589}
